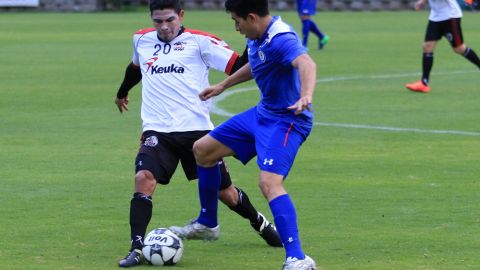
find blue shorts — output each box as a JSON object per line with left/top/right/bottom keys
{"left": 296, "top": 0, "right": 317, "bottom": 16}
{"left": 209, "top": 107, "right": 312, "bottom": 178}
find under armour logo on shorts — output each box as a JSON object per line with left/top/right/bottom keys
{"left": 263, "top": 158, "right": 274, "bottom": 166}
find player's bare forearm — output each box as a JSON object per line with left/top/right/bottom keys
{"left": 289, "top": 54, "right": 316, "bottom": 115}
{"left": 223, "top": 63, "right": 253, "bottom": 89}
{"left": 199, "top": 63, "right": 253, "bottom": 101}
{"left": 296, "top": 54, "right": 317, "bottom": 100}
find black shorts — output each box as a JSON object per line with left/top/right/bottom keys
{"left": 135, "top": 130, "right": 232, "bottom": 189}
{"left": 425, "top": 18, "right": 463, "bottom": 47}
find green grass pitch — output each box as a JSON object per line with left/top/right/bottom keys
{"left": 0, "top": 9, "right": 479, "bottom": 270}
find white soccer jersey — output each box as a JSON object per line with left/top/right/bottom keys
{"left": 131, "top": 27, "right": 238, "bottom": 133}
{"left": 428, "top": 0, "right": 462, "bottom": 21}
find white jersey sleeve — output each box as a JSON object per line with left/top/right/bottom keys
{"left": 428, "top": 0, "right": 462, "bottom": 21}
{"left": 187, "top": 29, "right": 239, "bottom": 75}
{"left": 132, "top": 28, "right": 155, "bottom": 66}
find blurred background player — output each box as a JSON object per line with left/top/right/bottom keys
{"left": 405, "top": 0, "right": 480, "bottom": 93}
{"left": 296, "top": 0, "right": 329, "bottom": 49}
{"left": 115, "top": 0, "right": 281, "bottom": 267}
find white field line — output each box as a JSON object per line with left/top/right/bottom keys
{"left": 210, "top": 70, "right": 480, "bottom": 136}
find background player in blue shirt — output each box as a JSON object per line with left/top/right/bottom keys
{"left": 296, "top": 0, "right": 329, "bottom": 49}
{"left": 170, "top": 0, "right": 318, "bottom": 269}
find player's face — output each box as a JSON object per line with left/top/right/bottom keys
{"left": 231, "top": 12, "right": 257, "bottom": 40}
{"left": 151, "top": 9, "right": 184, "bottom": 42}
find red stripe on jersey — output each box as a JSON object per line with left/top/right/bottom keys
{"left": 283, "top": 123, "right": 294, "bottom": 146}
{"left": 135, "top": 28, "right": 156, "bottom": 35}
{"left": 184, "top": 28, "right": 233, "bottom": 49}
{"left": 450, "top": 19, "right": 462, "bottom": 47}
{"left": 225, "top": 52, "right": 239, "bottom": 75}
{"left": 184, "top": 28, "right": 222, "bottom": 41}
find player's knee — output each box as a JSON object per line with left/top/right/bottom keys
{"left": 422, "top": 43, "right": 434, "bottom": 52}
{"left": 192, "top": 141, "right": 206, "bottom": 162}
{"left": 258, "top": 179, "right": 273, "bottom": 198}
{"left": 259, "top": 175, "right": 286, "bottom": 201}
{"left": 193, "top": 140, "right": 216, "bottom": 166}
{"left": 453, "top": 44, "right": 466, "bottom": 54}
{"left": 134, "top": 170, "right": 156, "bottom": 194}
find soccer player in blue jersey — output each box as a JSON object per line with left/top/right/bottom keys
{"left": 296, "top": 0, "right": 329, "bottom": 49}
{"left": 169, "top": 0, "right": 317, "bottom": 269}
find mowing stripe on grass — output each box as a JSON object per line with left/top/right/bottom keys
{"left": 313, "top": 122, "right": 480, "bottom": 136}
{"left": 211, "top": 70, "right": 480, "bottom": 137}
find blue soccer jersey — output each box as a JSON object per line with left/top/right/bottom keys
{"left": 296, "top": 0, "right": 317, "bottom": 16}
{"left": 247, "top": 16, "right": 312, "bottom": 127}
{"left": 210, "top": 16, "right": 314, "bottom": 177}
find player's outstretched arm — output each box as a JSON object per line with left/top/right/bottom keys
{"left": 288, "top": 53, "right": 317, "bottom": 115}
{"left": 199, "top": 63, "right": 253, "bottom": 101}
{"left": 414, "top": 0, "right": 427, "bottom": 10}
{"left": 115, "top": 62, "right": 142, "bottom": 113}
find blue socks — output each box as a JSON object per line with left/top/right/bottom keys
{"left": 196, "top": 165, "right": 221, "bottom": 228}
{"left": 302, "top": 19, "right": 325, "bottom": 47}
{"left": 270, "top": 194, "right": 304, "bottom": 260}
{"left": 301, "top": 20, "right": 311, "bottom": 47}
{"left": 308, "top": 19, "right": 325, "bottom": 40}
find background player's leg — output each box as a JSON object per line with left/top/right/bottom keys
{"left": 460, "top": 47, "right": 480, "bottom": 68}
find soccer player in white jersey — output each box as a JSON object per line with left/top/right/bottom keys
{"left": 115, "top": 0, "right": 282, "bottom": 267}
{"left": 169, "top": 0, "right": 317, "bottom": 269}
{"left": 405, "top": 0, "right": 480, "bottom": 93}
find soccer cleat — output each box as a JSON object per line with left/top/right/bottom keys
{"left": 282, "top": 255, "right": 317, "bottom": 270}
{"left": 405, "top": 80, "right": 430, "bottom": 93}
{"left": 255, "top": 212, "right": 283, "bottom": 247}
{"left": 319, "top": 35, "right": 330, "bottom": 50}
{"left": 169, "top": 220, "right": 220, "bottom": 241}
{"left": 118, "top": 249, "right": 143, "bottom": 268}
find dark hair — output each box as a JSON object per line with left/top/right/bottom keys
{"left": 149, "top": 0, "right": 182, "bottom": 14}
{"left": 224, "top": 0, "right": 269, "bottom": 19}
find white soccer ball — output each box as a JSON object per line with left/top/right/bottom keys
{"left": 142, "top": 228, "right": 184, "bottom": 266}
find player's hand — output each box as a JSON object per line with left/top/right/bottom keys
{"left": 115, "top": 96, "right": 129, "bottom": 113}
{"left": 287, "top": 96, "right": 313, "bottom": 115}
{"left": 199, "top": 84, "right": 225, "bottom": 101}
{"left": 414, "top": 0, "right": 424, "bottom": 10}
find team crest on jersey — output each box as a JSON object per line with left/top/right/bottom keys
{"left": 258, "top": 50, "right": 266, "bottom": 62}
{"left": 144, "top": 57, "right": 158, "bottom": 73}
{"left": 173, "top": 41, "right": 186, "bottom": 51}
{"left": 144, "top": 135, "right": 158, "bottom": 147}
